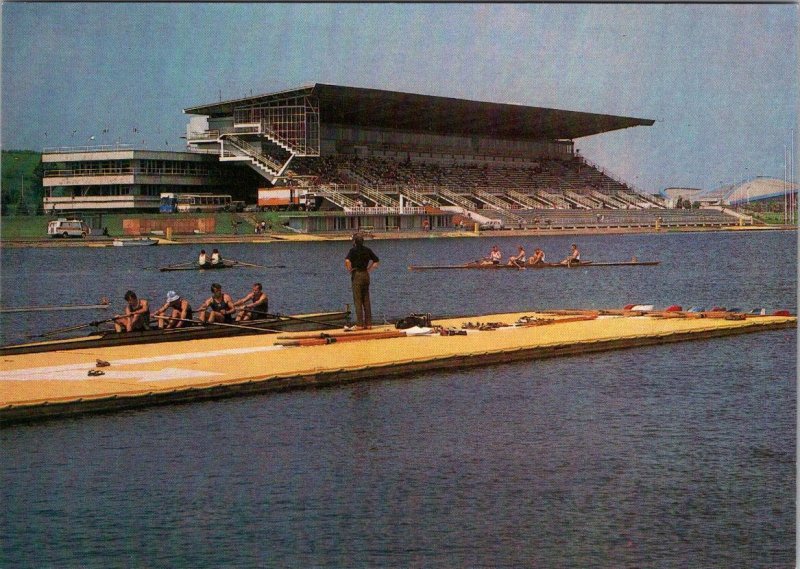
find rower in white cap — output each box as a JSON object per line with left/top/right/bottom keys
{"left": 152, "top": 290, "right": 194, "bottom": 329}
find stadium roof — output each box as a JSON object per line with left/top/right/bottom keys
{"left": 185, "top": 83, "right": 654, "bottom": 141}
{"left": 698, "top": 177, "right": 798, "bottom": 205}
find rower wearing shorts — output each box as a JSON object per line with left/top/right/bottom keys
{"left": 561, "top": 244, "right": 581, "bottom": 266}
{"left": 528, "top": 248, "right": 545, "bottom": 266}
{"left": 153, "top": 291, "right": 193, "bottom": 329}
{"left": 199, "top": 283, "right": 235, "bottom": 324}
{"left": 114, "top": 291, "right": 150, "bottom": 333}
{"left": 234, "top": 283, "right": 269, "bottom": 322}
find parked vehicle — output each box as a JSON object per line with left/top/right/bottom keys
{"left": 159, "top": 193, "right": 233, "bottom": 213}
{"left": 47, "top": 218, "right": 91, "bottom": 238}
{"left": 479, "top": 219, "right": 504, "bottom": 230}
{"left": 225, "top": 201, "right": 246, "bottom": 212}
{"left": 257, "top": 188, "right": 316, "bottom": 210}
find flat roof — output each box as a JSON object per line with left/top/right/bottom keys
{"left": 184, "top": 83, "right": 654, "bottom": 141}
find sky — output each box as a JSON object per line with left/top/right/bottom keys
{"left": 1, "top": 3, "right": 797, "bottom": 193}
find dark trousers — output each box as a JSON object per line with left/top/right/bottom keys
{"left": 351, "top": 270, "right": 372, "bottom": 326}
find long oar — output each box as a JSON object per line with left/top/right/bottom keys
{"left": 230, "top": 260, "right": 286, "bottom": 269}
{"left": 152, "top": 315, "right": 282, "bottom": 333}
{"left": 27, "top": 317, "right": 120, "bottom": 339}
{"left": 245, "top": 309, "right": 346, "bottom": 329}
{"left": 0, "top": 302, "right": 110, "bottom": 314}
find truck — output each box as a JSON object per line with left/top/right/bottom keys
{"left": 257, "top": 188, "right": 316, "bottom": 211}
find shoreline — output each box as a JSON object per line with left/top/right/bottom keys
{"left": 0, "top": 224, "right": 795, "bottom": 248}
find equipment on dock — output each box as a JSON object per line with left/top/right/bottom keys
{"left": 408, "top": 260, "right": 660, "bottom": 271}
{"left": 0, "top": 310, "right": 351, "bottom": 356}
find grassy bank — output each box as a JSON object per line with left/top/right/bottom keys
{"left": 0, "top": 211, "right": 294, "bottom": 240}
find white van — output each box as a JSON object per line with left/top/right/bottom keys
{"left": 48, "top": 218, "right": 91, "bottom": 238}
{"left": 479, "top": 219, "right": 504, "bottom": 230}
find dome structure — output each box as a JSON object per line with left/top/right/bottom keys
{"left": 699, "top": 177, "right": 798, "bottom": 206}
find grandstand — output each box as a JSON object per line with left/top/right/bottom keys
{"left": 689, "top": 177, "right": 798, "bottom": 208}
{"left": 184, "top": 83, "right": 741, "bottom": 231}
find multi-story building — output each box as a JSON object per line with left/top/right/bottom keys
{"left": 41, "top": 146, "right": 255, "bottom": 213}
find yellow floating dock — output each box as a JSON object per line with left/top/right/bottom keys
{"left": 0, "top": 311, "right": 794, "bottom": 424}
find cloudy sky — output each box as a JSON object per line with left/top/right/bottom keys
{"left": 2, "top": 3, "right": 797, "bottom": 193}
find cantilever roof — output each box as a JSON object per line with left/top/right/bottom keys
{"left": 184, "top": 83, "right": 654, "bottom": 140}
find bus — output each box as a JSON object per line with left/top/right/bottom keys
{"left": 159, "top": 193, "right": 233, "bottom": 213}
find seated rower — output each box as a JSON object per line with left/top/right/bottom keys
{"left": 210, "top": 248, "right": 222, "bottom": 266}
{"left": 560, "top": 243, "right": 581, "bottom": 266}
{"left": 482, "top": 245, "right": 502, "bottom": 265}
{"left": 508, "top": 246, "right": 526, "bottom": 268}
{"left": 114, "top": 290, "right": 150, "bottom": 333}
{"left": 153, "top": 290, "right": 193, "bottom": 329}
{"left": 234, "top": 282, "right": 269, "bottom": 321}
{"left": 198, "top": 249, "right": 207, "bottom": 266}
{"left": 528, "top": 248, "right": 546, "bottom": 266}
{"left": 198, "top": 283, "right": 235, "bottom": 324}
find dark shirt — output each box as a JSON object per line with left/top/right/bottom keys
{"left": 346, "top": 245, "right": 379, "bottom": 271}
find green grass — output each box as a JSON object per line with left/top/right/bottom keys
{"left": 0, "top": 211, "right": 301, "bottom": 240}
{"left": 0, "top": 215, "right": 50, "bottom": 239}
{"left": 752, "top": 211, "right": 795, "bottom": 225}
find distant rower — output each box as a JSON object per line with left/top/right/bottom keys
{"left": 528, "top": 248, "right": 545, "bottom": 266}
{"left": 561, "top": 244, "right": 581, "bottom": 266}
{"left": 485, "top": 245, "right": 502, "bottom": 265}
{"left": 508, "top": 246, "right": 526, "bottom": 268}
{"left": 210, "top": 249, "right": 222, "bottom": 266}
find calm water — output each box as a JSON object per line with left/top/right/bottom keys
{"left": 0, "top": 230, "right": 796, "bottom": 567}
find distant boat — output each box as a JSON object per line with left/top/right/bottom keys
{"left": 408, "top": 260, "right": 660, "bottom": 271}
{"left": 113, "top": 238, "right": 159, "bottom": 247}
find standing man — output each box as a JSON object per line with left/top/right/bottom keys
{"left": 345, "top": 233, "right": 379, "bottom": 329}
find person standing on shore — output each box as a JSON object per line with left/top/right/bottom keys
{"left": 345, "top": 233, "right": 379, "bottom": 329}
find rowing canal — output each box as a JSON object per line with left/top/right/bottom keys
{"left": 1, "top": 230, "right": 796, "bottom": 567}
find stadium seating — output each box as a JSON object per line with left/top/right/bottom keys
{"left": 281, "top": 152, "right": 736, "bottom": 229}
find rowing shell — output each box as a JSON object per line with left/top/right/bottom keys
{"left": 0, "top": 310, "right": 350, "bottom": 356}
{"left": 408, "top": 260, "right": 660, "bottom": 271}
{"left": 160, "top": 261, "right": 238, "bottom": 272}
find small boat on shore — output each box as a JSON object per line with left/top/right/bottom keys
{"left": 0, "top": 310, "right": 351, "bottom": 356}
{"left": 113, "top": 238, "right": 159, "bottom": 247}
{"left": 408, "top": 260, "right": 660, "bottom": 271}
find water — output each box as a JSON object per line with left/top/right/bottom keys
{"left": 0, "top": 230, "right": 796, "bottom": 567}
